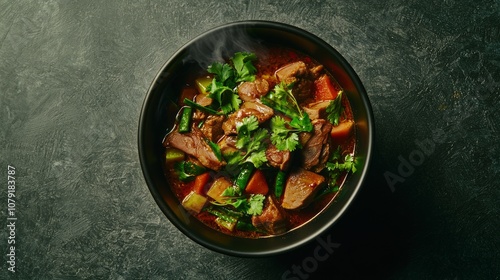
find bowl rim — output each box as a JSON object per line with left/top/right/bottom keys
{"left": 138, "top": 20, "right": 375, "bottom": 257}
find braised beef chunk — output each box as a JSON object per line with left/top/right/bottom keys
{"left": 192, "top": 94, "right": 214, "bottom": 122}
{"left": 310, "top": 65, "right": 324, "bottom": 78}
{"left": 265, "top": 143, "right": 291, "bottom": 171}
{"left": 164, "top": 126, "right": 225, "bottom": 170}
{"left": 238, "top": 78, "right": 270, "bottom": 102}
{"left": 252, "top": 196, "right": 287, "bottom": 234}
{"left": 301, "top": 119, "right": 332, "bottom": 172}
{"left": 217, "top": 135, "right": 239, "bottom": 156}
{"left": 195, "top": 93, "right": 212, "bottom": 107}
{"left": 303, "top": 101, "right": 331, "bottom": 120}
{"left": 281, "top": 168, "right": 325, "bottom": 210}
{"left": 200, "top": 115, "right": 225, "bottom": 142}
{"left": 275, "top": 61, "right": 314, "bottom": 102}
{"left": 222, "top": 101, "right": 274, "bottom": 135}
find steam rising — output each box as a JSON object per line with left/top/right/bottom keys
{"left": 182, "top": 26, "right": 269, "bottom": 69}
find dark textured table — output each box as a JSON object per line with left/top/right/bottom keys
{"left": 1, "top": 1, "right": 498, "bottom": 279}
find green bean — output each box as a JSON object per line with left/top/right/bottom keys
{"left": 178, "top": 106, "right": 192, "bottom": 133}
{"left": 274, "top": 170, "right": 286, "bottom": 198}
{"left": 234, "top": 163, "right": 254, "bottom": 192}
{"left": 236, "top": 220, "right": 256, "bottom": 231}
{"left": 183, "top": 98, "right": 220, "bottom": 115}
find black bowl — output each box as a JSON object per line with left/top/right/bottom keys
{"left": 138, "top": 20, "right": 374, "bottom": 257}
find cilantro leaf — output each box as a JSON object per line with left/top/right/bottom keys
{"left": 261, "top": 82, "right": 302, "bottom": 119}
{"left": 207, "top": 79, "right": 241, "bottom": 115}
{"left": 289, "top": 113, "right": 313, "bottom": 132}
{"left": 326, "top": 91, "right": 344, "bottom": 126}
{"left": 221, "top": 186, "right": 240, "bottom": 197}
{"left": 212, "top": 192, "right": 265, "bottom": 216}
{"left": 326, "top": 153, "right": 357, "bottom": 173}
{"left": 247, "top": 194, "right": 265, "bottom": 215}
{"left": 204, "top": 52, "right": 257, "bottom": 115}
{"left": 325, "top": 148, "right": 357, "bottom": 188}
{"left": 232, "top": 116, "right": 269, "bottom": 168}
{"left": 270, "top": 116, "right": 300, "bottom": 151}
{"left": 244, "top": 148, "right": 268, "bottom": 168}
{"left": 207, "top": 62, "right": 235, "bottom": 87}
{"left": 173, "top": 161, "right": 206, "bottom": 182}
{"left": 206, "top": 139, "right": 223, "bottom": 161}
{"left": 231, "top": 52, "right": 257, "bottom": 83}
{"left": 269, "top": 114, "right": 312, "bottom": 152}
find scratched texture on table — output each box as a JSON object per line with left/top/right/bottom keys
{"left": 0, "top": 0, "right": 499, "bottom": 279}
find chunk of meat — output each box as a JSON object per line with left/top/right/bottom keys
{"left": 195, "top": 93, "right": 212, "bottom": 107}
{"left": 275, "top": 61, "right": 314, "bottom": 102}
{"left": 163, "top": 126, "right": 225, "bottom": 170}
{"left": 252, "top": 196, "right": 287, "bottom": 235}
{"left": 222, "top": 101, "right": 274, "bottom": 135}
{"left": 192, "top": 93, "right": 213, "bottom": 122}
{"left": 200, "top": 115, "right": 225, "bottom": 142}
{"left": 265, "top": 143, "right": 291, "bottom": 171}
{"left": 303, "top": 101, "right": 331, "bottom": 120}
{"left": 301, "top": 119, "right": 332, "bottom": 172}
{"left": 310, "top": 65, "right": 324, "bottom": 78}
{"left": 237, "top": 78, "right": 270, "bottom": 102}
{"left": 241, "top": 101, "right": 274, "bottom": 121}
{"left": 217, "top": 135, "right": 239, "bottom": 156}
{"left": 275, "top": 61, "right": 308, "bottom": 83}
{"left": 281, "top": 168, "right": 325, "bottom": 210}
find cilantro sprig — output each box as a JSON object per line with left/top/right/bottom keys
{"left": 325, "top": 147, "right": 357, "bottom": 188}
{"left": 326, "top": 91, "right": 343, "bottom": 126}
{"left": 263, "top": 82, "right": 313, "bottom": 151}
{"left": 224, "top": 116, "right": 268, "bottom": 168}
{"left": 173, "top": 161, "right": 206, "bottom": 182}
{"left": 205, "top": 52, "right": 257, "bottom": 115}
{"left": 262, "top": 82, "right": 303, "bottom": 119}
{"left": 231, "top": 52, "right": 257, "bottom": 83}
{"left": 214, "top": 187, "right": 266, "bottom": 216}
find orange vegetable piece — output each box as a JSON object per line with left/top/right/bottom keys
{"left": 330, "top": 120, "right": 354, "bottom": 142}
{"left": 192, "top": 172, "right": 211, "bottom": 195}
{"left": 245, "top": 170, "right": 269, "bottom": 195}
{"left": 314, "top": 74, "right": 341, "bottom": 101}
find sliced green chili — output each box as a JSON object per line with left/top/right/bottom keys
{"left": 234, "top": 163, "right": 255, "bottom": 192}
{"left": 178, "top": 106, "right": 192, "bottom": 133}
{"left": 274, "top": 170, "right": 286, "bottom": 198}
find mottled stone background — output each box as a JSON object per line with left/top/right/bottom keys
{"left": 1, "top": 0, "right": 498, "bottom": 279}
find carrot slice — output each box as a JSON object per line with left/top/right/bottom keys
{"left": 245, "top": 170, "right": 269, "bottom": 195}
{"left": 314, "top": 74, "right": 342, "bottom": 101}
{"left": 192, "top": 172, "right": 211, "bottom": 195}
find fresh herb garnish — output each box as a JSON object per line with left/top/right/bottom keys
{"left": 173, "top": 161, "right": 206, "bottom": 182}
{"left": 262, "top": 82, "right": 303, "bottom": 119}
{"left": 269, "top": 113, "right": 313, "bottom": 152}
{"left": 206, "top": 139, "right": 223, "bottom": 161}
{"left": 262, "top": 82, "right": 313, "bottom": 151}
{"left": 246, "top": 194, "right": 265, "bottom": 215}
{"left": 231, "top": 52, "right": 257, "bottom": 83}
{"left": 206, "top": 78, "right": 241, "bottom": 115}
{"left": 205, "top": 52, "right": 257, "bottom": 115}
{"left": 326, "top": 150, "right": 357, "bottom": 174}
{"left": 326, "top": 91, "right": 343, "bottom": 126}
{"left": 212, "top": 191, "right": 265, "bottom": 216}
{"left": 225, "top": 116, "right": 268, "bottom": 168}
{"left": 269, "top": 116, "right": 301, "bottom": 151}
{"left": 324, "top": 147, "right": 357, "bottom": 189}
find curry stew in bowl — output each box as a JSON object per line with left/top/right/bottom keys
{"left": 162, "top": 47, "right": 357, "bottom": 238}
